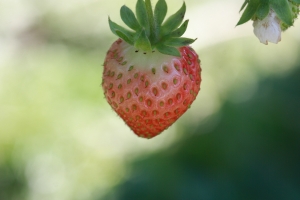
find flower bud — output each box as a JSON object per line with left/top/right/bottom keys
{"left": 253, "top": 10, "right": 281, "bottom": 45}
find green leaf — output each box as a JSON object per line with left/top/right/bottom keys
{"left": 162, "top": 2, "right": 186, "bottom": 34}
{"left": 168, "top": 20, "right": 189, "bottom": 37}
{"left": 154, "top": 0, "right": 168, "bottom": 25}
{"left": 120, "top": 5, "right": 141, "bottom": 31}
{"left": 164, "top": 37, "right": 196, "bottom": 47}
{"left": 240, "top": 0, "right": 249, "bottom": 12}
{"left": 108, "top": 17, "right": 134, "bottom": 40}
{"left": 134, "top": 29, "right": 152, "bottom": 52}
{"left": 136, "top": 0, "right": 150, "bottom": 36}
{"left": 116, "top": 30, "right": 134, "bottom": 45}
{"left": 237, "top": 0, "right": 261, "bottom": 26}
{"left": 270, "top": 0, "right": 293, "bottom": 26}
{"left": 156, "top": 44, "right": 181, "bottom": 57}
{"left": 291, "top": 0, "right": 300, "bottom": 4}
{"left": 256, "top": 1, "right": 269, "bottom": 20}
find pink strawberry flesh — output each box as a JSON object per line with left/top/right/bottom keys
{"left": 102, "top": 39, "right": 201, "bottom": 139}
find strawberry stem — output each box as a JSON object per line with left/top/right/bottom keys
{"left": 145, "top": 0, "right": 156, "bottom": 43}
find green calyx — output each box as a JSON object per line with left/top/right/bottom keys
{"left": 237, "top": 0, "right": 300, "bottom": 31}
{"left": 108, "top": 0, "right": 196, "bottom": 57}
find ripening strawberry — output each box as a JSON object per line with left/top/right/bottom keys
{"left": 102, "top": 0, "right": 201, "bottom": 139}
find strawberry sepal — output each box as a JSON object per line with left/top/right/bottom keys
{"left": 156, "top": 44, "right": 181, "bottom": 57}
{"left": 108, "top": 0, "right": 196, "bottom": 57}
{"left": 134, "top": 29, "right": 152, "bottom": 51}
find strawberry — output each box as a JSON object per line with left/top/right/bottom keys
{"left": 102, "top": 0, "right": 201, "bottom": 139}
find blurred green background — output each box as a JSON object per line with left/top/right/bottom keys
{"left": 0, "top": 0, "right": 300, "bottom": 199}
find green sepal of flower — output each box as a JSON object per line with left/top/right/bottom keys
{"left": 108, "top": 0, "right": 195, "bottom": 57}
{"left": 237, "top": 0, "right": 300, "bottom": 31}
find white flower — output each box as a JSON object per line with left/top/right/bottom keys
{"left": 253, "top": 10, "right": 281, "bottom": 45}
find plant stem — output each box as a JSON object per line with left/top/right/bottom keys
{"left": 145, "top": 0, "right": 156, "bottom": 43}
